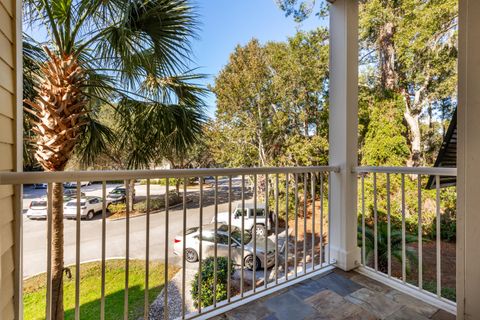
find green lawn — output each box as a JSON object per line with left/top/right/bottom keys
{"left": 24, "top": 259, "right": 179, "bottom": 320}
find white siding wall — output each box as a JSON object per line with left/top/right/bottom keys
{"left": 0, "top": 0, "right": 19, "bottom": 318}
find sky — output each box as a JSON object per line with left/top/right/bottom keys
{"left": 190, "top": 0, "right": 324, "bottom": 117}
{"left": 25, "top": 0, "right": 326, "bottom": 118}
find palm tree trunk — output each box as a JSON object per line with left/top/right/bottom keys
{"left": 51, "top": 182, "right": 64, "bottom": 320}
{"left": 128, "top": 179, "right": 135, "bottom": 211}
{"left": 25, "top": 50, "right": 88, "bottom": 320}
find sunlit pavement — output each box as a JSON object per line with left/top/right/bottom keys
{"left": 22, "top": 178, "right": 247, "bottom": 278}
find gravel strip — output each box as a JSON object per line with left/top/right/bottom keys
{"left": 147, "top": 268, "right": 197, "bottom": 320}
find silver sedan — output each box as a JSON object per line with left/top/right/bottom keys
{"left": 173, "top": 223, "right": 275, "bottom": 270}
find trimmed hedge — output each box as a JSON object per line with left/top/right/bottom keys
{"left": 191, "top": 257, "right": 234, "bottom": 308}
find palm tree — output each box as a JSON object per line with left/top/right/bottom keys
{"left": 358, "top": 223, "right": 418, "bottom": 274}
{"left": 23, "top": 1, "right": 205, "bottom": 318}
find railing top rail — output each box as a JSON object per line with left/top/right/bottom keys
{"left": 355, "top": 166, "right": 457, "bottom": 176}
{"left": 0, "top": 166, "right": 339, "bottom": 185}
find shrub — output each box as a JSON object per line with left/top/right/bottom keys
{"left": 358, "top": 223, "right": 417, "bottom": 274}
{"left": 423, "top": 281, "right": 456, "bottom": 301}
{"left": 134, "top": 192, "right": 181, "bottom": 213}
{"left": 191, "top": 257, "right": 234, "bottom": 308}
{"left": 108, "top": 203, "right": 126, "bottom": 214}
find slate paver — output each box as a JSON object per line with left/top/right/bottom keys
{"left": 315, "top": 272, "right": 364, "bottom": 297}
{"left": 385, "top": 289, "right": 438, "bottom": 317}
{"left": 216, "top": 269, "right": 445, "bottom": 320}
{"left": 345, "top": 288, "right": 402, "bottom": 318}
{"left": 263, "top": 292, "right": 317, "bottom": 320}
{"left": 430, "top": 309, "right": 457, "bottom": 320}
{"left": 384, "top": 306, "right": 430, "bottom": 320}
{"left": 349, "top": 274, "right": 393, "bottom": 294}
{"left": 305, "top": 289, "right": 376, "bottom": 319}
{"left": 224, "top": 300, "right": 271, "bottom": 320}
{"left": 290, "top": 279, "right": 327, "bottom": 299}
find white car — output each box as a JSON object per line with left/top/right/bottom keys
{"left": 213, "top": 203, "right": 272, "bottom": 237}
{"left": 63, "top": 196, "right": 108, "bottom": 220}
{"left": 173, "top": 223, "right": 276, "bottom": 270}
{"left": 26, "top": 196, "right": 72, "bottom": 220}
{"left": 64, "top": 181, "right": 91, "bottom": 188}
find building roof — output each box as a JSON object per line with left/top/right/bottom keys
{"left": 426, "top": 109, "right": 457, "bottom": 189}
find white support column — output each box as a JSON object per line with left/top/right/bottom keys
{"left": 328, "top": 0, "right": 361, "bottom": 271}
{"left": 457, "top": 1, "right": 480, "bottom": 319}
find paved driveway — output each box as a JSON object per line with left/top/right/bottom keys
{"left": 22, "top": 178, "right": 248, "bottom": 278}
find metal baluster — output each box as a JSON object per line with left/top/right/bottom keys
{"left": 401, "top": 174, "right": 406, "bottom": 282}
{"left": 327, "top": 173, "right": 331, "bottom": 265}
{"left": 294, "top": 173, "right": 298, "bottom": 277}
{"left": 320, "top": 174, "right": 324, "bottom": 267}
{"left": 264, "top": 173, "right": 269, "bottom": 288}
{"left": 435, "top": 175, "right": 441, "bottom": 297}
{"left": 75, "top": 181, "right": 81, "bottom": 320}
{"left": 275, "top": 174, "right": 279, "bottom": 284}
{"left": 387, "top": 173, "right": 391, "bottom": 277}
{"left": 144, "top": 180, "right": 150, "bottom": 319}
{"left": 311, "top": 173, "right": 315, "bottom": 270}
{"left": 213, "top": 176, "right": 218, "bottom": 305}
{"left": 125, "top": 180, "right": 130, "bottom": 320}
{"left": 285, "top": 173, "right": 289, "bottom": 279}
{"left": 164, "top": 179, "right": 169, "bottom": 320}
{"left": 241, "top": 175, "right": 245, "bottom": 297}
{"left": 101, "top": 181, "right": 107, "bottom": 320}
{"left": 182, "top": 178, "right": 187, "bottom": 319}
{"left": 361, "top": 174, "right": 365, "bottom": 266}
{"left": 45, "top": 183, "right": 53, "bottom": 320}
{"left": 418, "top": 174, "right": 423, "bottom": 289}
{"left": 198, "top": 178, "right": 203, "bottom": 314}
{"left": 303, "top": 173, "right": 307, "bottom": 274}
{"left": 228, "top": 176, "right": 232, "bottom": 301}
{"left": 373, "top": 172, "right": 378, "bottom": 271}
{"left": 253, "top": 174, "right": 257, "bottom": 292}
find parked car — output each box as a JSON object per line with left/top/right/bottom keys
{"left": 33, "top": 183, "right": 47, "bottom": 189}
{"left": 173, "top": 223, "right": 275, "bottom": 270}
{"left": 64, "top": 181, "right": 91, "bottom": 188}
{"left": 63, "top": 196, "right": 109, "bottom": 220}
{"left": 212, "top": 203, "right": 273, "bottom": 237}
{"left": 63, "top": 189, "right": 86, "bottom": 198}
{"left": 106, "top": 186, "right": 135, "bottom": 204}
{"left": 26, "top": 196, "right": 72, "bottom": 220}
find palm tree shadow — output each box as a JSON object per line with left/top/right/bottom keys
{"left": 64, "top": 284, "right": 163, "bottom": 320}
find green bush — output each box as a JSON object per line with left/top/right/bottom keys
{"left": 134, "top": 192, "right": 181, "bottom": 213}
{"left": 108, "top": 203, "right": 126, "bottom": 214}
{"left": 139, "top": 178, "right": 198, "bottom": 186}
{"left": 139, "top": 178, "right": 177, "bottom": 185}
{"left": 191, "top": 257, "right": 234, "bottom": 308}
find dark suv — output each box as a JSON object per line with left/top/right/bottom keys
{"left": 106, "top": 186, "right": 135, "bottom": 204}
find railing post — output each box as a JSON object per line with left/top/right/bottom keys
{"left": 457, "top": 1, "right": 480, "bottom": 318}
{"left": 328, "top": 0, "right": 361, "bottom": 271}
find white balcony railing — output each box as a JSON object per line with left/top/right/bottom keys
{"left": 355, "top": 166, "right": 457, "bottom": 314}
{"left": 1, "top": 166, "right": 338, "bottom": 320}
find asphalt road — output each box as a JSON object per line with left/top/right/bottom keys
{"left": 22, "top": 178, "right": 248, "bottom": 278}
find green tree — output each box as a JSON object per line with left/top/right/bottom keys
{"left": 361, "top": 96, "right": 409, "bottom": 167}
{"left": 210, "top": 30, "right": 329, "bottom": 168}
{"left": 23, "top": 1, "right": 205, "bottom": 318}
{"left": 277, "top": 0, "right": 458, "bottom": 167}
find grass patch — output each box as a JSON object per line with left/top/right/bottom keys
{"left": 24, "top": 259, "right": 179, "bottom": 320}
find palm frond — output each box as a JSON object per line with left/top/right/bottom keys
{"left": 74, "top": 115, "right": 115, "bottom": 168}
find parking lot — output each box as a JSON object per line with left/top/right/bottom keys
{"left": 22, "top": 179, "right": 249, "bottom": 278}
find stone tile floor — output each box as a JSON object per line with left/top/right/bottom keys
{"left": 211, "top": 269, "right": 455, "bottom": 320}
